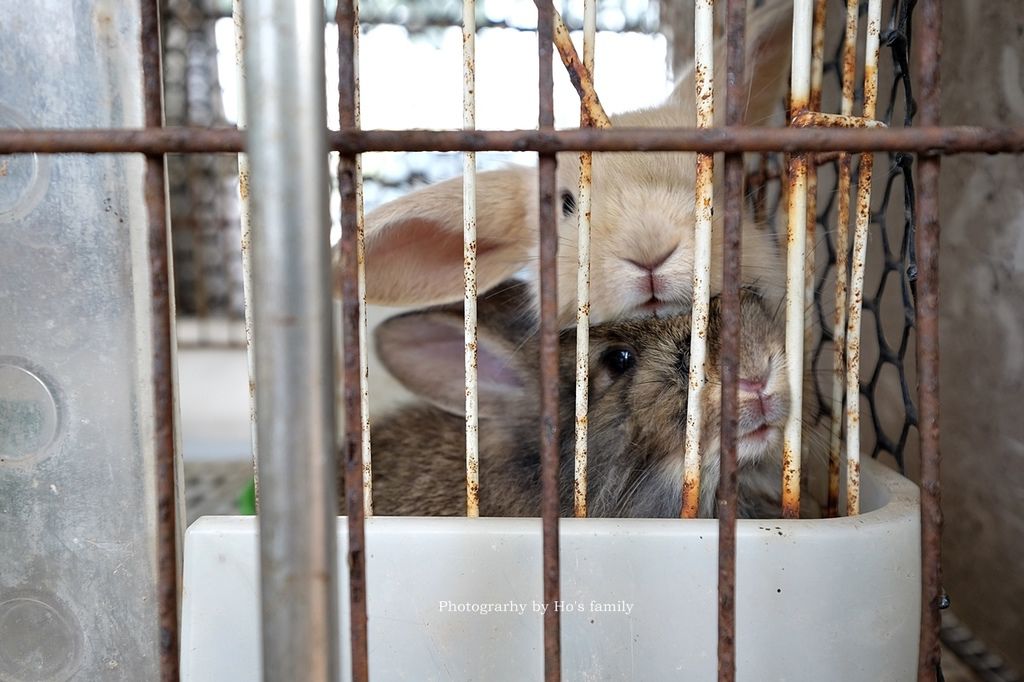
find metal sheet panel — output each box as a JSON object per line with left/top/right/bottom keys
{"left": 0, "top": 1, "right": 169, "bottom": 679}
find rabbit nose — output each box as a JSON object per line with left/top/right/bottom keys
{"left": 625, "top": 247, "right": 678, "bottom": 299}
{"left": 738, "top": 378, "right": 765, "bottom": 395}
{"left": 624, "top": 245, "right": 677, "bottom": 274}
{"left": 739, "top": 377, "right": 784, "bottom": 423}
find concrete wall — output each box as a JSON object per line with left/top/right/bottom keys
{"left": 932, "top": 2, "right": 1024, "bottom": 672}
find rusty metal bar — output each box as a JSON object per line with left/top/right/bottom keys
{"left": 682, "top": 0, "right": 715, "bottom": 520}
{"left": 844, "top": 0, "right": 883, "bottom": 516}
{"left": 573, "top": 0, "right": 596, "bottom": 519}
{"left": 244, "top": 0, "right": 340, "bottom": 678}
{"left": 140, "top": 1, "right": 180, "bottom": 679}
{"left": 4, "top": 125, "right": 1024, "bottom": 154}
{"left": 782, "top": 0, "right": 813, "bottom": 519}
{"left": 540, "top": 2, "right": 612, "bottom": 128}
{"left": 792, "top": 111, "right": 886, "bottom": 128}
{"left": 828, "top": 0, "right": 861, "bottom": 518}
{"left": 463, "top": 0, "right": 480, "bottom": 517}
{"left": 353, "top": 2, "right": 372, "bottom": 519}
{"left": 916, "top": 0, "right": 943, "bottom": 677}
{"left": 804, "top": 0, "right": 826, "bottom": 378}
{"left": 336, "top": 0, "right": 369, "bottom": 678}
{"left": 718, "top": 0, "right": 745, "bottom": 676}
{"left": 537, "top": 1, "right": 561, "bottom": 679}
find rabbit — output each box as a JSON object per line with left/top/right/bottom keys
{"left": 361, "top": 281, "right": 825, "bottom": 519}
{"left": 353, "top": 0, "right": 795, "bottom": 328}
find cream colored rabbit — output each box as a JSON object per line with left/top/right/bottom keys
{"left": 356, "top": 0, "right": 794, "bottom": 327}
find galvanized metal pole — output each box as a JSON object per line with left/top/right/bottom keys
{"left": 232, "top": 0, "right": 260, "bottom": 510}
{"left": 242, "top": 1, "right": 339, "bottom": 680}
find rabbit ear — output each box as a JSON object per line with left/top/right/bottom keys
{"left": 375, "top": 307, "right": 532, "bottom": 418}
{"left": 739, "top": 0, "right": 795, "bottom": 126}
{"left": 663, "top": 0, "right": 793, "bottom": 126}
{"left": 362, "top": 167, "right": 537, "bottom": 307}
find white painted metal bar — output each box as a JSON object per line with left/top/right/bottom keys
{"left": 829, "top": 0, "right": 860, "bottom": 518}
{"left": 782, "top": 0, "right": 814, "bottom": 519}
{"left": 463, "top": 0, "right": 480, "bottom": 517}
{"left": 845, "top": 0, "right": 883, "bottom": 516}
{"left": 233, "top": 0, "right": 259, "bottom": 506}
{"left": 354, "top": 0, "right": 372, "bottom": 518}
{"left": 242, "top": 0, "right": 339, "bottom": 677}
{"left": 573, "top": 0, "right": 596, "bottom": 519}
{"left": 682, "top": 0, "right": 715, "bottom": 519}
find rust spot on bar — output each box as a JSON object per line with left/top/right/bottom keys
{"left": 809, "top": 0, "right": 827, "bottom": 113}
{"left": 238, "top": 168, "right": 249, "bottom": 199}
{"left": 681, "top": 473, "right": 701, "bottom": 519}
{"left": 791, "top": 111, "right": 887, "bottom": 128}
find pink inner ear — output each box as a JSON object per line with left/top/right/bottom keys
{"left": 371, "top": 219, "right": 460, "bottom": 271}
{"left": 409, "top": 319, "right": 523, "bottom": 393}
{"left": 365, "top": 219, "right": 462, "bottom": 304}
{"left": 477, "top": 343, "right": 523, "bottom": 392}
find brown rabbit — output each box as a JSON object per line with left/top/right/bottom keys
{"left": 353, "top": 0, "right": 795, "bottom": 327}
{"left": 364, "top": 283, "right": 824, "bottom": 519}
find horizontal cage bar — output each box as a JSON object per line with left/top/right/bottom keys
{"left": 1, "top": 126, "right": 1023, "bottom": 154}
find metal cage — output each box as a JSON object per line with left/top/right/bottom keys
{"left": 2, "top": 0, "right": 1015, "bottom": 680}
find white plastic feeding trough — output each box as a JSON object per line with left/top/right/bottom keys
{"left": 181, "top": 457, "right": 919, "bottom": 680}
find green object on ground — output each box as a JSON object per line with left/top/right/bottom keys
{"left": 237, "top": 478, "right": 256, "bottom": 515}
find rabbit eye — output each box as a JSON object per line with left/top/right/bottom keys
{"left": 561, "top": 190, "right": 577, "bottom": 217}
{"left": 600, "top": 347, "right": 636, "bottom": 376}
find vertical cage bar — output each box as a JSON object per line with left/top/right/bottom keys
{"left": 140, "top": 1, "right": 181, "bottom": 678}
{"left": 804, "top": 0, "right": 827, "bottom": 358}
{"left": 233, "top": 0, "right": 260, "bottom": 509}
{"left": 242, "top": 0, "right": 340, "bottom": 679}
{"left": 537, "top": 2, "right": 561, "bottom": 679}
{"left": 844, "top": 0, "right": 882, "bottom": 516}
{"left": 682, "top": 0, "right": 715, "bottom": 519}
{"left": 828, "top": 0, "right": 860, "bottom": 518}
{"left": 782, "top": 0, "right": 814, "bottom": 519}
{"left": 718, "top": 0, "right": 745, "bottom": 677}
{"left": 336, "top": 0, "right": 370, "bottom": 678}
{"left": 574, "top": 0, "right": 597, "bottom": 519}
{"left": 916, "top": 0, "right": 943, "bottom": 676}
{"left": 354, "top": 1, "right": 372, "bottom": 518}
{"left": 464, "top": 0, "right": 480, "bottom": 518}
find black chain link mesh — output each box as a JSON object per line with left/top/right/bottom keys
{"left": 805, "top": 0, "right": 920, "bottom": 471}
